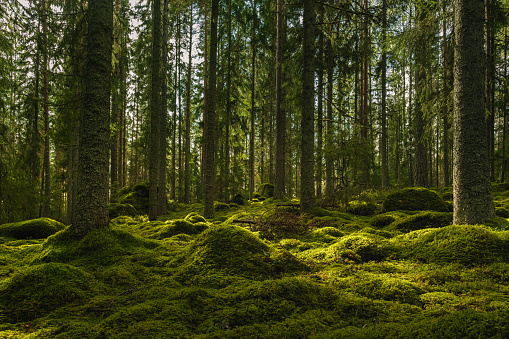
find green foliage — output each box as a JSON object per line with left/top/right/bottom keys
{"left": 108, "top": 203, "right": 138, "bottom": 219}
{"left": 0, "top": 218, "right": 65, "bottom": 239}
{"left": 382, "top": 187, "right": 449, "bottom": 212}
{"left": 394, "top": 225, "right": 508, "bottom": 265}
{"left": 346, "top": 200, "right": 377, "bottom": 216}
{"left": 390, "top": 212, "right": 453, "bottom": 232}
{"left": 148, "top": 219, "right": 208, "bottom": 239}
{"left": 184, "top": 212, "right": 207, "bottom": 224}
{"left": 214, "top": 201, "right": 230, "bottom": 212}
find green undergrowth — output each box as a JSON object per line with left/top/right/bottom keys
{"left": 2, "top": 188, "right": 509, "bottom": 338}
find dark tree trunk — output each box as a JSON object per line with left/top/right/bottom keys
{"left": 184, "top": 2, "right": 192, "bottom": 204}
{"left": 316, "top": 4, "right": 324, "bottom": 199}
{"left": 149, "top": 0, "right": 162, "bottom": 221}
{"left": 381, "top": 0, "right": 388, "bottom": 188}
{"left": 42, "top": 0, "right": 51, "bottom": 217}
{"left": 71, "top": 0, "right": 112, "bottom": 237}
{"left": 300, "top": 0, "right": 315, "bottom": 212}
{"left": 442, "top": 0, "right": 450, "bottom": 187}
{"left": 249, "top": 0, "right": 256, "bottom": 200}
{"left": 325, "top": 22, "right": 334, "bottom": 199}
{"left": 110, "top": 0, "right": 121, "bottom": 200}
{"left": 159, "top": 0, "right": 169, "bottom": 212}
{"left": 453, "top": 0, "right": 494, "bottom": 224}
{"left": 274, "top": 0, "right": 286, "bottom": 199}
{"left": 204, "top": 0, "right": 218, "bottom": 218}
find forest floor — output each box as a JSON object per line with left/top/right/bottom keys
{"left": 1, "top": 186, "right": 509, "bottom": 338}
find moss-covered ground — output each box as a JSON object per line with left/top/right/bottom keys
{"left": 1, "top": 187, "right": 509, "bottom": 338}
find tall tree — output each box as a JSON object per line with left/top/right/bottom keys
{"left": 249, "top": 0, "right": 257, "bottom": 199}
{"left": 203, "top": 0, "right": 219, "bottom": 218}
{"left": 300, "top": 0, "right": 315, "bottom": 211}
{"left": 42, "top": 0, "right": 51, "bottom": 217}
{"left": 159, "top": 0, "right": 169, "bottom": 213}
{"left": 274, "top": 0, "right": 286, "bottom": 199}
{"left": 380, "top": 0, "right": 388, "bottom": 188}
{"left": 71, "top": 0, "right": 112, "bottom": 237}
{"left": 453, "top": 0, "right": 494, "bottom": 224}
{"left": 184, "top": 2, "right": 192, "bottom": 203}
{"left": 149, "top": 0, "right": 162, "bottom": 221}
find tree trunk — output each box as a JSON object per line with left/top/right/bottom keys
{"left": 381, "top": 0, "right": 388, "bottom": 188}
{"left": 42, "top": 0, "right": 51, "bottom": 217}
{"left": 204, "top": 0, "right": 218, "bottom": 218}
{"left": 453, "top": 0, "right": 494, "bottom": 225}
{"left": 325, "top": 22, "right": 334, "bottom": 199}
{"left": 300, "top": 0, "right": 315, "bottom": 212}
{"left": 71, "top": 0, "right": 112, "bottom": 237}
{"left": 110, "top": 0, "right": 121, "bottom": 200}
{"left": 184, "top": 3, "right": 192, "bottom": 204}
{"left": 316, "top": 4, "right": 324, "bottom": 199}
{"left": 274, "top": 0, "right": 286, "bottom": 199}
{"left": 442, "top": 0, "right": 450, "bottom": 187}
{"left": 159, "top": 0, "right": 169, "bottom": 213}
{"left": 249, "top": 1, "right": 257, "bottom": 199}
{"left": 149, "top": 0, "right": 162, "bottom": 221}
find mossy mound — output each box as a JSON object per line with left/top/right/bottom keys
{"left": 108, "top": 203, "right": 138, "bottom": 219}
{"left": 0, "top": 262, "right": 98, "bottom": 322}
{"left": 395, "top": 225, "right": 508, "bottom": 265}
{"left": 308, "top": 227, "right": 344, "bottom": 243}
{"left": 174, "top": 225, "right": 307, "bottom": 282}
{"left": 346, "top": 200, "right": 377, "bottom": 216}
{"left": 327, "top": 234, "right": 391, "bottom": 263}
{"left": 257, "top": 183, "right": 274, "bottom": 198}
{"left": 117, "top": 183, "right": 149, "bottom": 214}
{"left": 184, "top": 212, "right": 207, "bottom": 224}
{"left": 390, "top": 211, "right": 453, "bottom": 232}
{"left": 370, "top": 214, "right": 396, "bottom": 228}
{"left": 382, "top": 187, "right": 448, "bottom": 212}
{"left": 495, "top": 207, "right": 509, "bottom": 218}
{"left": 0, "top": 218, "right": 65, "bottom": 239}
{"left": 353, "top": 276, "right": 424, "bottom": 305}
{"left": 149, "top": 219, "right": 208, "bottom": 239}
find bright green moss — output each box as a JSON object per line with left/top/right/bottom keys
{"left": 382, "top": 187, "right": 448, "bottom": 212}
{"left": 184, "top": 212, "right": 207, "bottom": 224}
{"left": 0, "top": 218, "right": 65, "bottom": 239}
{"left": 370, "top": 214, "right": 396, "bottom": 228}
{"left": 327, "top": 234, "right": 392, "bottom": 263}
{"left": 214, "top": 201, "right": 231, "bottom": 212}
{"left": 394, "top": 225, "right": 508, "bottom": 265}
{"left": 148, "top": 219, "right": 208, "bottom": 239}
{"left": 390, "top": 211, "right": 453, "bottom": 232}
{"left": 352, "top": 276, "right": 424, "bottom": 305}
{"left": 346, "top": 200, "right": 377, "bottom": 216}
{"left": 307, "top": 227, "right": 344, "bottom": 243}
{"left": 257, "top": 183, "right": 275, "bottom": 198}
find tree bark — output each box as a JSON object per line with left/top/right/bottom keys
{"left": 42, "top": 0, "right": 51, "bottom": 217}
{"left": 159, "top": 0, "right": 169, "bottom": 213}
{"left": 149, "top": 0, "right": 162, "bottom": 221}
{"left": 453, "top": 0, "right": 494, "bottom": 225}
{"left": 71, "top": 0, "right": 112, "bottom": 237}
{"left": 203, "top": 0, "right": 219, "bottom": 218}
{"left": 184, "top": 3, "right": 192, "bottom": 204}
{"left": 380, "top": 0, "right": 388, "bottom": 188}
{"left": 300, "top": 0, "right": 315, "bottom": 212}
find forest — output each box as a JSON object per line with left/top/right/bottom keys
{"left": 1, "top": 0, "right": 509, "bottom": 337}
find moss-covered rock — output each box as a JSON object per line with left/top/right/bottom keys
{"left": 382, "top": 187, "right": 449, "bottom": 212}
{"left": 394, "top": 225, "right": 508, "bottom": 265}
{"left": 230, "top": 194, "right": 247, "bottom": 206}
{"left": 257, "top": 183, "right": 274, "bottom": 198}
{"left": 149, "top": 219, "right": 208, "bottom": 239}
{"left": 390, "top": 211, "right": 453, "bottom": 232}
{"left": 0, "top": 218, "right": 65, "bottom": 239}
{"left": 108, "top": 203, "right": 138, "bottom": 219}
{"left": 346, "top": 200, "right": 377, "bottom": 216}
{"left": 327, "top": 234, "right": 391, "bottom": 263}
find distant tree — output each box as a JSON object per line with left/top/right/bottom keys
{"left": 453, "top": 0, "right": 494, "bottom": 224}
{"left": 71, "top": 0, "right": 112, "bottom": 237}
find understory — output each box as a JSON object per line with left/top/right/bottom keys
{"left": 1, "top": 185, "right": 509, "bottom": 338}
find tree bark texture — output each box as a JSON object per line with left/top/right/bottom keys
{"left": 204, "top": 0, "right": 218, "bottom": 218}
{"left": 453, "top": 0, "right": 494, "bottom": 224}
{"left": 71, "top": 0, "right": 112, "bottom": 237}
{"left": 159, "top": 0, "right": 169, "bottom": 213}
{"left": 149, "top": 0, "right": 162, "bottom": 221}
{"left": 300, "top": 0, "right": 315, "bottom": 212}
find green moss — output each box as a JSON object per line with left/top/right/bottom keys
{"left": 184, "top": 212, "right": 207, "bottom": 224}
{"left": 214, "top": 201, "right": 231, "bottom": 212}
{"left": 0, "top": 218, "right": 65, "bottom": 239}
{"left": 390, "top": 211, "right": 453, "bottom": 232}
{"left": 382, "top": 187, "right": 448, "bottom": 212}
{"left": 370, "top": 214, "right": 396, "bottom": 228}
{"left": 108, "top": 203, "right": 138, "bottom": 219}
{"left": 328, "top": 234, "right": 391, "bottom": 263}
{"left": 352, "top": 276, "right": 424, "bottom": 305}
{"left": 117, "top": 183, "right": 149, "bottom": 214}
{"left": 257, "top": 183, "right": 275, "bottom": 198}
{"left": 484, "top": 216, "right": 509, "bottom": 230}
{"left": 394, "top": 225, "right": 508, "bottom": 265}
{"left": 495, "top": 206, "right": 509, "bottom": 218}
{"left": 230, "top": 194, "right": 247, "bottom": 206}
{"left": 346, "top": 200, "right": 377, "bottom": 216}
{"left": 0, "top": 262, "right": 99, "bottom": 322}
{"left": 307, "top": 227, "right": 344, "bottom": 243}
{"left": 149, "top": 219, "right": 208, "bottom": 239}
